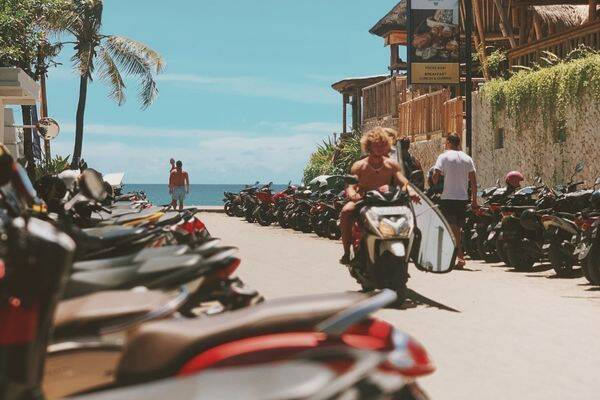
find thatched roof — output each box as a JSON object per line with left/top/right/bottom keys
{"left": 332, "top": 75, "right": 388, "bottom": 94}
{"left": 532, "top": 5, "right": 589, "bottom": 30}
{"left": 369, "top": 1, "right": 407, "bottom": 37}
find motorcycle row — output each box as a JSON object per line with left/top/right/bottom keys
{"left": 223, "top": 176, "right": 347, "bottom": 240}
{"left": 461, "top": 163, "right": 600, "bottom": 283}
{"left": 0, "top": 147, "right": 434, "bottom": 400}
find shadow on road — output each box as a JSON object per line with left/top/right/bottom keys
{"left": 507, "top": 264, "right": 554, "bottom": 274}
{"left": 391, "top": 288, "right": 461, "bottom": 313}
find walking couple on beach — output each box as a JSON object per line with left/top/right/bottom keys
{"left": 169, "top": 158, "right": 190, "bottom": 211}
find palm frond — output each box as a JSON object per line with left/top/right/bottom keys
{"left": 103, "top": 35, "right": 164, "bottom": 108}
{"left": 103, "top": 35, "right": 165, "bottom": 75}
{"left": 97, "top": 46, "right": 126, "bottom": 105}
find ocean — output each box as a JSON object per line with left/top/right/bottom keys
{"left": 123, "top": 184, "right": 288, "bottom": 206}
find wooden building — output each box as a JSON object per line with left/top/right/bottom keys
{"left": 330, "top": 1, "right": 599, "bottom": 141}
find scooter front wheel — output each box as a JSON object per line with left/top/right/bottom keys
{"left": 506, "top": 244, "right": 536, "bottom": 271}
{"left": 549, "top": 244, "right": 575, "bottom": 277}
{"left": 585, "top": 244, "right": 600, "bottom": 285}
{"left": 224, "top": 202, "right": 236, "bottom": 217}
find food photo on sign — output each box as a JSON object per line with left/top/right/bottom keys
{"left": 408, "top": 0, "right": 460, "bottom": 84}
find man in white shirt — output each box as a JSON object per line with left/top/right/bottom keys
{"left": 432, "top": 133, "right": 478, "bottom": 269}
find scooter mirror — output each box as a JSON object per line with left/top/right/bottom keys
{"left": 36, "top": 117, "right": 60, "bottom": 140}
{"left": 575, "top": 161, "right": 585, "bottom": 173}
{"left": 80, "top": 169, "right": 107, "bottom": 202}
{"left": 595, "top": 177, "right": 600, "bottom": 185}
{"left": 495, "top": 178, "right": 500, "bottom": 187}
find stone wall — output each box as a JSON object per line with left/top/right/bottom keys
{"left": 472, "top": 92, "right": 600, "bottom": 188}
{"left": 411, "top": 134, "right": 445, "bottom": 175}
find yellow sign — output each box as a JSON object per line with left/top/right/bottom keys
{"left": 410, "top": 63, "right": 459, "bottom": 84}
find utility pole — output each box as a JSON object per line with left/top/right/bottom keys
{"left": 465, "top": 0, "right": 474, "bottom": 155}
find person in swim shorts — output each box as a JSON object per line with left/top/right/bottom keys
{"left": 169, "top": 160, "right": 189, "bottom": 211}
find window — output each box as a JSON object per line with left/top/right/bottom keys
{"left": 494, "top": 128, "right": 505, "bottom": 149}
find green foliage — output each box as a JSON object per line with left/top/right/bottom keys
{"left": 302, "top": 131, "right": 363, "bottom": 184}
{"left": 480, "top": 50, "right": 600, "bottom": 134}
{"left": 0, "top": 0, "right": 69, "bottom": 75}
{"left": 303, "top": 137, "right": 337, "bottom": 184}
{"left": 484, "top": 48, "right": 507, "bottom": 79}
{"left": 34, "top": 155, "right": 70, "bottom": 180}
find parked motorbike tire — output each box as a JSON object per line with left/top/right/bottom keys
{"left": 256, "top": 208, "right": 272, "bottom": 227}
{"left": 327, "top": 219, "right": 341, "bottom": 240}
{"left": 495, "top": 239, "right": 510, "bottom": 267}
{"left": 463, "top": 233, "right": 481, "bottom": 260}
{"left": 585, "top": 244, "right": 600, "bottom": 285}
{"left": 396, "top": 383, "right": 431, "bottom": 400}
{"left": 278, "top": 213, "right": 289, "bottom": 229}
{"left": 549, "top": 244, "right": 575, "bottom": 277}
{"left": 234, "top": 205, "right": 245, "bottom": 218}
{"left": 224, "top": 202, "right": 236, "bottom": 217}
{"left": 476, "top": 237, "right": 499, "bottom": 263}
{"left": 506, "top": 244, "right": 536, "bottom": 271}
{"left": 244, "top": 207, "right": 256, "bottom": 223}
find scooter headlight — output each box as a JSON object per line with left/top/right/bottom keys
{"left": 379, "top": 217, "right": 412, "bottom": 238}
{"left": 366, "top": 206, "right": 414, "bottom": 239}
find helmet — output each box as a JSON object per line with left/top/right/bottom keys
{"left": 520, "top": 208, "right": 540, "bottom": 231}
{"left": 591, "top": 190, "right": 600, "bottom": 210}
{"left": 505, "top": 171, "right": 524, "bottom": 188}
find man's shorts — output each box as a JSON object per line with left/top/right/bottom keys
{"left": 439, "top": 199, "right": 468, "bottom": 228}
{"left": 172, "top": 186, "right": 187, "bottom": 203}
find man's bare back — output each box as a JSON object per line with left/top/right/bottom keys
{"left": 351, "top": 156, "right": 403, "bottom": 193}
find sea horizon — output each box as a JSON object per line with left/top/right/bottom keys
{"left": 123, "top": 183, "right": 289, "bottom": 206}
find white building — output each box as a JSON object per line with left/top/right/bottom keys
{"left": 0, "top": 67, "right": 40, "bottom": 158}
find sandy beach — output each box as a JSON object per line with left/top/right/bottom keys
{"left": 201, "top": 212, "right": 600, "bottom": 400}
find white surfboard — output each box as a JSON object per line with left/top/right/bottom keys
{"left": 396, "top": 146, "right": 456, "bottom": 273}
{"left": 410, "top": 185, "right": 457, "bottom": 273}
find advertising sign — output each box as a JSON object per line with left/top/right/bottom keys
{"left": 408, "top": 0, "right": 460, "bottom": 84}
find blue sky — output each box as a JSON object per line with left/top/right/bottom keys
{"left": 41, "top": 0, "right": 403, "bottom": 183}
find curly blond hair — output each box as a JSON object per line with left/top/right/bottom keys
{"left": 360, "top": 127, "right": 395, "bottom": 154}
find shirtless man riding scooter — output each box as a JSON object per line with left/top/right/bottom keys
{"left": 340, "top": 127, "right": 419, "bottom": 264}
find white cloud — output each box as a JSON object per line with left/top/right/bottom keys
{"left": 157, "top": 73, "right": 337, "bottom": 105}
{"left": 59, "top": 122, "right": 244, "bottom": 139}
{"left": 52, "top": 121, "right": 333, "bottom": 183}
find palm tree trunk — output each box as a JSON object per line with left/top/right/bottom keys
{"left": 71, "top": 74, "right": 89, "bottom": 169}
{"left": 40, "top": 72, "right": 51, "bottom": 163}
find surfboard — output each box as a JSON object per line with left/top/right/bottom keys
{"left": 395, "top": 146, "right": 456, "bottom": 273}
{"left": 410, "top": 185, "right": 457, "bottom": 273}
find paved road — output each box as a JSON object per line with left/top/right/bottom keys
{"left": 202, "top": 213, "right": 600, "bottom": 400}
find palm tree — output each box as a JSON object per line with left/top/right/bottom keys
{"left": 63, "top": 0, "right": 164, "bottom": 167}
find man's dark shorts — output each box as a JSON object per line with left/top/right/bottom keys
{"left": 440, "top": 199, "right": 468, "bottom": 228}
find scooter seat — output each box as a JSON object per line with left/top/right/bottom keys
{"left": 81, "top": 226, "right": 146, "bottom": 242}
{"left": 72, "top": 245, "right": 190, "bottom": 271}
{"left": 54, "top": 290, "right": 175, "bottom": 339}
{"left": 116, "top": 291, "right": 368, "bottom": 383}
{"left": 64, "top": 254, "right": 202, "bottom": 298}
